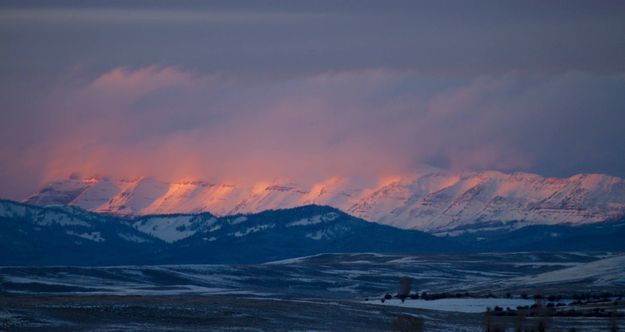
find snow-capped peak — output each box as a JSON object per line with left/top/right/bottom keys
{"left": 23, "top": 170, "right": 625, "bottom": 233}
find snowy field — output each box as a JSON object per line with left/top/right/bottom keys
{"left": 1, "top": 252, "right": 624, "bottom": 331}
{"left": 3, "top": 252, "right": 623, "bottom": 298}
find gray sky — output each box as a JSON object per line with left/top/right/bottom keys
{"left": 1, "top": 1, "right": 625, "bottom": 199}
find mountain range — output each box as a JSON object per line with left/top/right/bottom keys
{"left": 0, "top": 200, "right": 455, "bottom": 265}
{"left": 2, "top": 199, "right": 624, "bottom": 266}
{"left": 24, "top": 169, "right": 625, "bottom": 234}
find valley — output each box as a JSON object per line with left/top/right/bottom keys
{"left": 1, "top": 252, "right": 624, "bottom": 331}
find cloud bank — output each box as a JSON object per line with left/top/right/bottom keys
{"left": 3, "top": 67, "right": 625, "bottom": 197}
{"left": 1, "top": 1, "right": 625, "bottom": 198}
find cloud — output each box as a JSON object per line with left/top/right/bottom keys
{"left": 38, "top": 67, "right": 414, "bottom": 185}
{"left": 2, "top": 2, "right": 625, "bottom": 199}
{"left": 1, "top": 65, "right": 622, "bottom": 200}
{"left": 89, "top": 66, "right": 197, "bottom": 97}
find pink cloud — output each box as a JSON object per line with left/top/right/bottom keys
{"left": 2, "top": 66, "right": 623, "bottom": 199}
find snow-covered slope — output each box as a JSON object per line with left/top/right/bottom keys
{"left": 3, "top": 199, "right": 625, "bottom": 266}
{"left": 24, "top": 170, "right": 625, "bottom": 233}
{"left": 0, "top": 200, "right": 163, "bottom": 266}
{"left": 0, "top": 201, "right": 455, "bottom": 265}
{"left": 510, "top": 254, "right": 625, "bottom": 287}
{"left": 132, "top": 213, "right": 217, "bottom": 243}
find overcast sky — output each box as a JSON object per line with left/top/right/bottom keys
{"left": 1, "top": 0, "right": 625, "bottom": 199}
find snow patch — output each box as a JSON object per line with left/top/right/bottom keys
{"left": 133, "top": 216, "right": 197, "bottom": 243}
{"left": 208, "top": 225, "right": 222, "bottom": 232}
{"left": 365, "top": 298, "right": 535, "bottom": 313}
{"left": 118, "top": 233, "right": 149, "bottom": 243}
{"left": 286, "top": 212, "right": 339, "bottom": 227}
{"left": 66, "top": 231, "right": 105, "bottom": 242}
{"left": 232, "top": 224, "right": 275, "bottom": 237}
{"left": 229, "top": 216, "right": 247, "bottom": 225}
{"left": 306, "top": 230, "right": 329, "bottom": 240}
